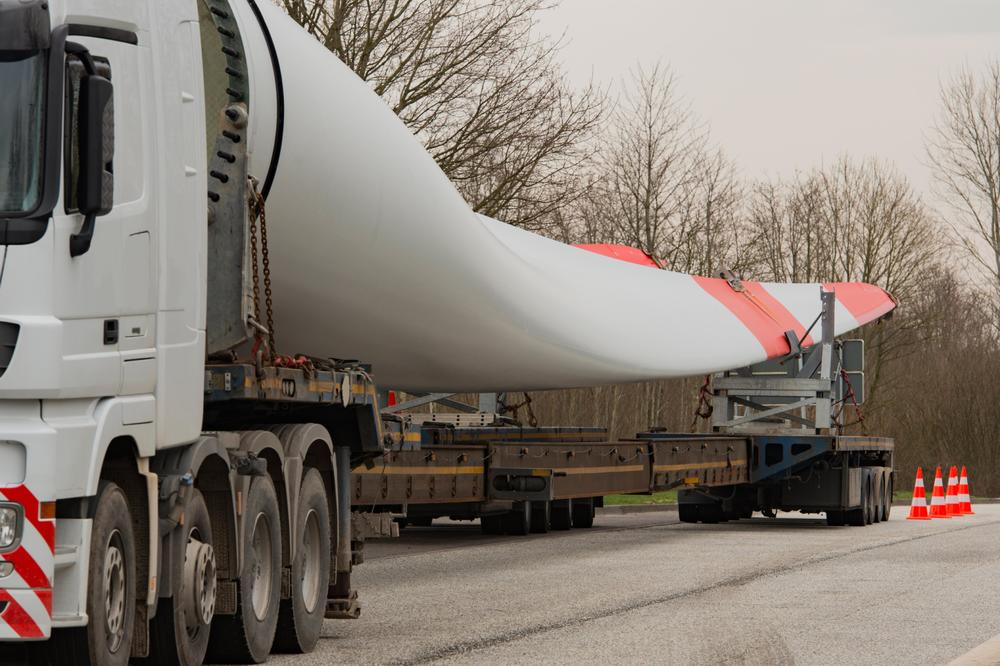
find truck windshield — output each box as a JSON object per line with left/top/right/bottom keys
{"left": 0, "top": 52, "right": 46, "bottom": 215}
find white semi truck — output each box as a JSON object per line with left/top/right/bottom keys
{"left": 0, "top": 0, "right": 394, "bottom": 663}
{"left": 0, "top": 0, "right": 899, "bottom": 664}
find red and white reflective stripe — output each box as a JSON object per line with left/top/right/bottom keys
{"left": 0, "top": 589, "right": 51, "bottom": 639}
{"left": 0, "top": 484, "right": 54, "bottom": 639}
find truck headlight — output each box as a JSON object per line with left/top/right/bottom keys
{"left": 0, "top": 505, "right": 20, "bottom": 550}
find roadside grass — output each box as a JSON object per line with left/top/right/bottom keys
{"left": 604, "top": 491, "right": 677, "bottom": 505}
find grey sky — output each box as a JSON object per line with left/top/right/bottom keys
{"left": 536, "top": 0, "right": 1000, "bottom": 195}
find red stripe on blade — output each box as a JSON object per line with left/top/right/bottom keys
{"left": 743, "top": 282, "right": 814, "bottom": 347}
{"left": 693, "top": 276, "right": 791, "bottom": 357}
{"left": 822, "top": 282, "right": 896, "bottom": 324}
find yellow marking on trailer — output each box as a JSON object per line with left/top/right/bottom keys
{"left": 353, "top": 465, "right": 484, "bottom": 475}
{"left": 551, "top": 464, "right": 645, "bottom": 475}
{"left": 531, "top": 469, "right": 552, "bottom": 477}
{"left": 307, "top": 380, "right": 335, "bottom": 393}
{"left": 404, "top": 432, "right": 422, "bottom": 442}
{"left": 653, "top": 459, "right": 747, "bottom": 472}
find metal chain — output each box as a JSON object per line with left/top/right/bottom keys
{"left": 248, "top": 177, "right": 276, "bottom": 357}
{"left": 690, "top": 374, "right": 713, "bottom": 431}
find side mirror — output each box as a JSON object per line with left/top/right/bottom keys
{"left": 66, "top": 41, "right": 114, "bottom": 258}
{"left": 77, "top": 74, "right": 114, "bottom": 216}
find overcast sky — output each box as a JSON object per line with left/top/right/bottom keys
{"left": 536, "top": 0, "right": 1000, "bottom": 196}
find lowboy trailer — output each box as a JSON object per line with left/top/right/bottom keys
{"left": 366, "top": 291, "right": 894, "bottom": 531}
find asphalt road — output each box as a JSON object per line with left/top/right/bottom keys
{"left": 268, "top": 505, "right": 1000, "bottom": 666}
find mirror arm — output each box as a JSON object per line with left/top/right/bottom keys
{"left": 64, "top": 41, "right": 97, "bottom": 74}
{"left": 69, "top": 213, "right": 96, "bottom": 258}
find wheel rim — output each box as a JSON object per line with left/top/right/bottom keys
{"left": 301, "top": 509, "right": 322, "bottom": 614}
{"left": 103, "top": 529, "right": 127, "bottom": 653}
{"left": 182, "top": 527, "right": 217, "bottom": 637}
{"left": 250, "top": 512, "right": 273, "bottom": 621}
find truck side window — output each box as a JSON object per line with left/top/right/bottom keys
{"left": 63, "top": 54, "right": 112, "bottom": 214}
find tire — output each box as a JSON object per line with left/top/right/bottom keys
{"left": 826, "top": 510, "right": 845, "bottom": 526}
{"left": 678, "top": 504, "right": 699, "bottom": 523}
{"left": 20, "top": 481, "right": 136, "bottom": 666}
{"left": 530, "top": 500, "right": 551, "bottom": 534}
{"left": 847, "top": 480, "right": 867, "bottom": 526}
{"left": 146, "top": 489, "right": 215, "bottom": 666}
{"left": 274, "top": 469, "right": 331, "bottom": 654}
{"left": 882, "top": 474, "right": 893, "bottom": 522}
{"left": 503, "top": 501, "right": 532, "bottom": 536}
{"left": 206, "top": 475, "right": 282, "bottom": 664}
{"left": 865, "top": 478, "right": 875, "bottom": 525}
{"left": 43, "top": 482, "right": 137, "bottom": 666}
{"left": 481, "top": 513, "right": 504, "bottom": 534}
{"left": 571, "top": 498, "right": 595, "bottom": 528}
{"left": 699, "top": 504, "right": 726, "bottom": 524}
{"left": 550, "top": 499, "right": 573, "bottom": 530}
{"left": 872, "top": 475, "right": 883, "bottom": 524}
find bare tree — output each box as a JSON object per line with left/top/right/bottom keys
{"left": 579, "top": 64, "right": 744, "bottom": 273}
{"left": 927, "top": 61, "right": 1000, "bottom": 311}
{"left": 280, "top": 0, "right": 603, "bottom": 233}
{"left": 747, "top": 157, "right": 944, "bottom": 406}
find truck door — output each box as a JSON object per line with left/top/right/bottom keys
{"left": 54, "top": 28, "right": 155, "bottom": 397}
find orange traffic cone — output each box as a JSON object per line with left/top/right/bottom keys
{"left": 929, "top": 466, "right": 950, "bottom": 518}
{"left": 906, "top": 467, "right": 930, "bottom": 520}
{"left": 945, "top": 465, "right": 961, "bottom": 517}
{"left": 959, "top": 466, "right": 975, "bottom": 515}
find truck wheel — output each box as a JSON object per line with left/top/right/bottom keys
{"left": 78, "top": 481, "right": 138, "bottom": 666}
{"left": 503, "top": 501, "right": 532, "bottom": 535}
{"left": 571, "top": 498, "right": 595, "bottom": 528}
{"left": 147, "top": 489, "right": 215, "bottom": 666}
{"left": 274, "top": 469, "right": 330, "bottom": 654}
{"left": 481, "top": 513, "right": 504, "bottom": 534}
{"left": 550, "top": 499, "right": 572, "bottom": 530}
{"left": 207, "top": 476, "right": 282, "bottom": 664}
{"left": 530, "top": 501, "right": 551, "bottom": 533}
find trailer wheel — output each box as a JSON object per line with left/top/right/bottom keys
{"left": 678, "top": 504, "right": 699, "bottom": 523}
{"left": 481, "top": 513, "right": 504, "bottom": 534}
{"left": 872, "top": 474, "right": 885, "bottom": 523}
{"left": 274, "top": 469, "right": 330, "bottom": 654}
{"left": 147, "top": 489, "right": 215, "bottom": 666}
{"left": 207, "top": 476, "right": 282, "bottom": 664}
{"left": 847, "top": 480, "right": 867, "bottom": 527}
{"left": 503, "top": 501, "right": 532, "bottom": 535}
{"left": 699, "top": 504, "right": 726, "bottom": 524}
{"left": 882, "top": 474, "right": 892, "bottom": 522}
{"left": 865, "top": 477, "right": 875, "bottom": 525}
{"left": 571, "top": 498, "right": 595, "bottom": 528}
{"left": 550, "top": 499, "right": 573, "bottom": 530}
{"left": 530, "top": 501, "right": 551, "bottom": 533}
